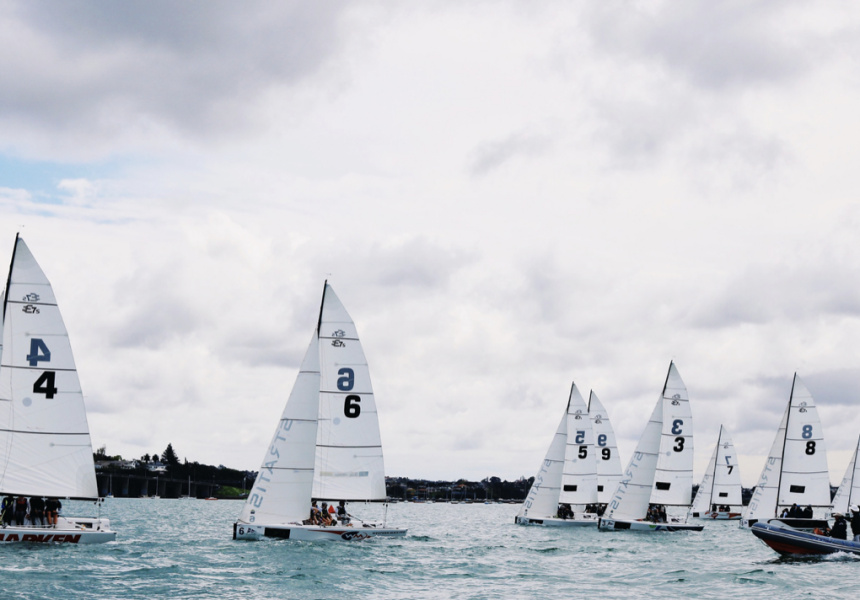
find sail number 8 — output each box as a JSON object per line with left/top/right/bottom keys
{"left": 27, "top": 338, "right": 58, "bottom": 399}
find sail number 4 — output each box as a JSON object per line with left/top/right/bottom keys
{"left": 27, "top": 338, "right": 57, "bottom": 399}
{"left": 338, "top": 368, "right": 361, "bottom": 418}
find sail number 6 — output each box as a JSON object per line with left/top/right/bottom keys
{"left": 344, "top": 395, "right": 361, "bottom": 418}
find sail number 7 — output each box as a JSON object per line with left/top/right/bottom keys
{"left": 27, "top": 338, "right": 57, "bottom": 399}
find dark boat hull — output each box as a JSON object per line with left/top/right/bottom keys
{"left": 750, "top": 522, "right": 860, "bottom": 556}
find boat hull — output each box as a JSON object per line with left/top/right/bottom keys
{"left": 514, "top": 515, "right": 597, "bottom": 527}
{"left": 233, "top": 522, "right": 407, "bottom": 542}
{"left": 691, "top": 511, "right": 742, "bottom": 520}
{"left": 0, "top": 517, "right": 115, "bottom": 544}
{"left": 750, "top": 521, "right": 860, "bottom": 556}
{"left": 598, "top": 518, "right": 704, "bottom": 532}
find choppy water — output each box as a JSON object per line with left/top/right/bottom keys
{"left": 1, "top": 499, "right": 858, "bottom": 599}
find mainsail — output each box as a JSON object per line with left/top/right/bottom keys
{"left": 313, "top": 284, "right": 386, "bottom": 501}
{"left": 650, "top": 362, "right": 693, "bottom": 506}
{"left": 588, "top": 391, "right": 622, "bottom": 504}
{"left": 0, "top": 236, "right": 99, "bottom": 499}
{"left": 517, "top": 411, "right": 566, "bottom": 520}
{"left": 559, "top": 383, "right": 597, "bottom": 506}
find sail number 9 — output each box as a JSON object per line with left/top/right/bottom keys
{"left": 27, "top": 338, "right": 57, "bottom": 399}
{"left": 338, "top": 368, "right": 361, "bottom": 418}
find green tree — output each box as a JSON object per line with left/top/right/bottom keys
{"left": 161, "top": 443, "right": 179, "bottom": 466}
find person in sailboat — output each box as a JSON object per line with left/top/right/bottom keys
{"left": 0, "top": 496, "right": 12, "bottom": 526}
{"left": 319, "top": 503, "right": 333, "bottom": 526}
{"left": 29, "top": 496, "right": 45, "bottom": 527}
{"left": 45, "top": 497, "right": 61, "bottom": 528}
{"left": 803, "top": 505, "right": 813, "bottom": 518}
{"left": 308, "top": 500, "right": 322, "bottom": 525}
{"left": 14, "top": 496, "right": 28, "bottom": 526}
{"left": 337, "top": 500, "right": 351, "bottom": 525}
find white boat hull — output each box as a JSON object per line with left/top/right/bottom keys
{"left": 0, "top": 517, "right": 116, "bottom": 544}
{"left": 515, "top": 515, "right": 598, "bottom": 527}
{"left": 691, "top": 511, "right": 742, "bottom": 520}
{"left": 598, "top": 518, "right": 704, "bottom": 532}
{"left": 233, "top": 522, "right": 407, "bottom": 542}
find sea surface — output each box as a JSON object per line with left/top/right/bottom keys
{"left": 1, "top": 499, "right": 858, "bottom": 599}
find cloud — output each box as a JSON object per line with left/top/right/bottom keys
{"left": 469, "top": 131, "right": 553, "bottom": 176}
{"left": 0, "top": 0, "right": 352, "bottom": 157}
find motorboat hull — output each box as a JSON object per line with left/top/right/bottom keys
{"left": 750, "top": 521, "right": 860, "bottom": 556}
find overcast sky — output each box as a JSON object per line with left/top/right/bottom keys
{"left": 2, "top": 1, "right": 860, "bottom": 487}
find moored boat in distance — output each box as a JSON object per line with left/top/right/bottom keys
{"left": 598, "top": 362, "right": 703, "bottom": 532}
{"left": 233, "top": 282, "right": 406, "bottom": 542}
{"left": 0, "top": 235, "right": 115, "bottom": 544}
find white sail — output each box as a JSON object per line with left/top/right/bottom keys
{"left": 559, "top": 383, "right": 598, "bottom": 505}
{"left": 517, "top": 411, "right": 567, "bottom": 520}
{"left": 604, "top": 396, "right": 663, "bottom": 521}
{"left": 745, "top": 402, "right": 788, "bottom": 523}
{"left": 588, "top": 391, "right": 622, "bottom": 504}
{"left": 238, "top": 334, "right": 320, "bottom": 525}
{"left": 650, "top": 362, "right": 693, "bottom": 506}
{"left": 832, "top": 435, "right": 860, "bottom": 515}
{"left": 778, "top": 375, "right": 830, "bottom": 508}
{"left": 0, "top": 236, "right": 99, "bottom": 499}
{"left": 690, "top": 438, "right": 718, "bottom": 515}
{"left": 313, "top": 284, "right": 386, "bottom": 501}
{"left": 745, "top": 374, "right": 831, "bottom": 522}
{"left": 711, "top": 426, "right": 741, "bottom": 506}
{"left": 691, "top": 425, "right": 741, "bottom": 514}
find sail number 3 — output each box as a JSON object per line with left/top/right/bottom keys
{"left": 338, "top": 368, "right": 361, "bottom": 418}
{"left": 27, "top": 338, "right": 58, "bottom": 399}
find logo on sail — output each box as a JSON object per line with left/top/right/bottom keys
{"left": 574, "top": 409, "right": 583, "bottom": 420}
{"left": 331, "top": 330, "right": 346, "bottom": 337}
{"left": 22, "top": 293, "right": 40, "bottom": 302}
{"left": 593, "top": 414, "right": 603, "bottom": 424}
{"left": 798, "top": 401, "right": 808, "bottom": 413}
{"left": 671, "top": 393, "right": 681, "bottom": 406}
{"left": 22, "top": 304, "right": 40, "bottom": 314}
{"left": 331, "top": 340, "right": 345, "bottom": 348}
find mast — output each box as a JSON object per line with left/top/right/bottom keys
{"left": 708, "top": 426, "right": 723, "bottom": 508}
{"left": 849, "top": 435, "right": 860, "bottom": 509}
{"left": 773, "top": 374, "right": 796, "bottom": 517}
{"left": 316, "top": 279, "right": 328, "bottom": 334}
{"left": 2, "top": 233, "right": 19, "bottom": 321}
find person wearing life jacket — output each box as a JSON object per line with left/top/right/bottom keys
{"left": 14, "top": 496, "right": 28, "bottom": 526}
{"left": 850, "top": 506, "right": 860, "bottom": 542}
{"left": 829, "top": 513, "right": 848, "bottom": 540}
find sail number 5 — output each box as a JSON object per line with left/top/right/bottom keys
{"left": 27, "top": 338, "right": 57, "bottom": 399}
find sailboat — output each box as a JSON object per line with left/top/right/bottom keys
{"left": 598, "top": 362, "right": 704, "bottom": 532}
{"left": 588, "top": 391, "right": 623, "bottom": 507}
{"left": 741, "top": 374, "right": 831, "bottom": 530}
{"left": 233, "top": 282, "right": 406, "bottom": 541}
{"left": 180, "top": 476, "right": 194, "bottom": 499}
{"left": 516, "top": 382, "right": 599, "bottom": 526}
{"left": 689, "top": 425, "right": 742, "bottom": 520}
{"left": 831, "top": 434, "right": 860, "bottom": 517}
{"left": 0, "top": 235, "right": 115, "bottom": 544}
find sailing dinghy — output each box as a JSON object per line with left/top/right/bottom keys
{"left": 741, "top": 374, "right": 831, "bottom": 531}
{"left": 689, "top": 425, "right": 742, "bottom": 520}
{"left": 234, "top": 282, "right": 406, "bottom": 542}
{"left": 0, "top": 235, "right": 115, "bottom": 544}
{"left": 598, "top": 362, "right": 703, "bottom": 532}
{"left": 516, "top": 382, "right": 599, "bottom": 526}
